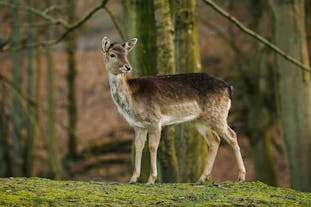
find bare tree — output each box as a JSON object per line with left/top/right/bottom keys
{"left": 11, "top": 0, "right": 23, "bottom": 177}
{"left": 171, "top": 0, "right": 208, "bottom": 182}
{"left": 270, "top": 0, "right": 311, "bottom": 191}
{"left": 24, "top": 0, "right": 35, "bottom": 177}
{"left": 122, "top": 0, "right": 157, "bottom": 181}
{"left": 154, "top": 0, "right": 179, "bottom": 182}
{"left": 0, "top": 83, "right": 11, "bottom": 176}
{"left": 65, "top": 0, "right": 78, "bottom": 159}
{"left": 244, "top": 0, "right": 277, "bottom": 186}
{"left": 44, "top": 0, "right": 63, "bottom": 179}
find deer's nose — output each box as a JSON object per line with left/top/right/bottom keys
{"left": 124, "top": 65, "right": 132, "bottom": 71}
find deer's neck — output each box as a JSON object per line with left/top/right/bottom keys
{"left": 109, "top": 72, "right": 133, "bottom": 116}
{"left": 109, "top": 72, "right": 132, "bottom": 98}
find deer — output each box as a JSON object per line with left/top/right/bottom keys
{"left": 101, "top": 36, "right": 246, "bottom": 185}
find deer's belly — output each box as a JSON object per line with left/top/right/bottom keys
{"left": 160, "top": 114, "right": 198, "bottom": 126}
{"left": 160, "top": 101, "right": 201, "bottom": 126}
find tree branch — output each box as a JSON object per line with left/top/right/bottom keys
{"left": 0, "top": 0, "right": 109, "bottom": 50}
{"left": 0, "top": 1, "right": 69, "bottom": 28}
{"left": 57, "top": 0, "right": 109, "bottom": 44}
{"left": 201, "top": 0, "right": 311, "bottom": 72}
{"left": 104, "top": 6, "right": 125, "bottom": 41}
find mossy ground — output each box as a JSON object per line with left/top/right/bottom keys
{"left": 0, "top": 178, "right": 310, "bottom": 206}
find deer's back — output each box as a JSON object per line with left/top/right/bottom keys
{"left": 128, "top": 73, "right": 232, "bottom": 102}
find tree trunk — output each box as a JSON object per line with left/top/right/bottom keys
{"left": 306, "top": 0, "right": 311, "bottom": 62}
{"left": 245, "top": 0, "right": 277, "bottom": 186}
{"left": 45, "top": 0, "right": 63, "bottom": 179}
{"left": 123, "top": 0, "right": 157, "bottom": 76}
{"left": 31, "top": 0, "right": 43, "bottom": 177}
{"left": 270, "top": 0, "right": 311, "bottom": 191}
{"left": 153, "top": 0, "right": 179, "bottom": 182}
{"left": 65, "top": 0, "right": 78, "bottom": 159}
{"left": 11, "top": 0, "right": 23, "bottom": 177}
{"left": 24, "top": 0, "right": 35, "bottom": 177}
{"left": 0, "top": 83, "right": 11, "bottom": 177}
{"left": 122, "top": 0, "right": 157, "bottom": 181}
{"left": 171, "top": 0, "right": 208, "bottom": 182}
{"left": 246, "top": 49, "right": 277, "bottom": 185}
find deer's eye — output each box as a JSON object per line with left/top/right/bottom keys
{"left": 110, "top": 54, "right": 116, "bottom": 58}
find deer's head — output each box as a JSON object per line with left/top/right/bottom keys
{"left": 101, "top": 36, "right": 137, "bottom": 75}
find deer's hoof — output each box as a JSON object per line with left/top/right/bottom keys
{"left": 195, "top": 180, "right": 204, "bottom": 185}
{"left": 128, "top": 176, "right": 138, "bottom": 184}
{"left": 196, "top": 174, "right": 210, "bottom": 185}
{"left": 237, "top": 178, "right": 245, "bottom": 183}
{"left": 128, "top": 178, "right": 137, "bottom": 184}
{"left": 237, "top": 171, "right": 246, "bottom": 182}
{"left": 147, "top": 175, "right": 156, "bottom": 185}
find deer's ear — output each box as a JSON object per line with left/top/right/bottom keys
{"left": 124, "top": 38, "right": 137, "bottom": 51}
{"left": 102, "top": 36, "right": 111, "bottom": 52}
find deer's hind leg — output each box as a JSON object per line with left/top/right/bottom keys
{"left": 216, "top": 125, "right": 246, "bottom": 182}
{"left": 195, "top": 123, "right": 221, "bottom": 184}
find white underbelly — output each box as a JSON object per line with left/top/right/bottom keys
{"left": 160, "top": 114, "right": 199, "bottom": 126}
{"left": 160, "top": 101, "right": 201, "bottom": 126}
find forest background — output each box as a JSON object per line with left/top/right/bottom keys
{"left": 1, "top": 0, "right": 311, "bottom": 193}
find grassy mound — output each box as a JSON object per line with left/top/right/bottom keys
{"left": 0, "top": 178, "right": 310, "bottom": 206}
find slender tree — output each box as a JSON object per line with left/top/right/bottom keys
{"left": 11, "top": 0, "right": 23, "bottom": 177}
{"left": 24, "top": 0, "right": 35, "bottom": 177}
{"left": 33, "top": 0, "right": 43, "bottom": 177}
{"left": 245, "top": 0, "right": 277, "bottom": 185}
{"left": 45, "top": 0, "right": 63, "bottom": 179}
{"left": 65, "top": 0, "right": 78, "bottom": 159}
{"left": 122, "top": 0, "right": 157, "bottom": 181}
{"left": 153, "top": 0, "right": 179, "bottom": 182}
{"left": 33, "top": 1, "right": 43, "bottom": 134}
{"left": 269, "top": 0, "right": 311, "bottom": 191}
{"left": 171, "top": 0, "right": 208, "bottom": 182}
{"left": 0, "top": 83, "right": 10, "bottom": 177}
{"left": 307, "top": 0, "right": 311, "bottom": 60}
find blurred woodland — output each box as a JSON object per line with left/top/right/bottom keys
{"left": 1, "top": 0, "right": 311, "bottom": 192}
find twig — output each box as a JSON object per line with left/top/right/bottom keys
{"left": 201, "top": 0, "right": 311, "bottom": 72}
{"left": 0, "top": 1, "right": 69, "bottom": 28}
{"left": 56, "top": 0, "right": 109, "bottom": 44}
{"left": 0, "top": 0, "right": 109, "bottom": 50}
{"left": 43, "top": 5, "right": 58, "bottom": 14}
{"left": 104, "top": 6, "right": 125, "bottom": 41}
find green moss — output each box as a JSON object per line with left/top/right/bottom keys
{"left": 0, "top": 178, "right": 310, "bottom": 206}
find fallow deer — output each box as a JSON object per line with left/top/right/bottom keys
{"left": 101, "top": 36, "right": 246, "bottom": 184}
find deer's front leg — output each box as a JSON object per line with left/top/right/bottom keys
{"left": 129, "top": 127, "right": 147, "bottom": 184}
{"left": 147, "top": 124, "right": 161, "bottom": 185}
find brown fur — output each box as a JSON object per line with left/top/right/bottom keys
{"left": 128, "top": 72, "right": 232, "bottom": 104}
